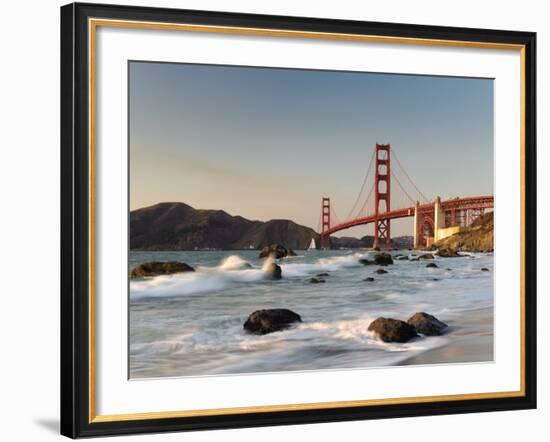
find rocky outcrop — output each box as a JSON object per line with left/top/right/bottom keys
{"left": 436, "top": 246, "right": 462, "bottom": 258}
{"left": 367, "top": 317, "right": 418, "bottom": 343}
{"left": 360, "top": 252, "right": 394, "bottom": 266}
{"left": 259, "top": 244, "right": 297, "bottom": 259}
{"left": 130, "top": 261, "right": 194, "bottom": 278}
{"left": 434, "top": 212, "right": 494, "bottom": 253}
{"left": 243, "top": 309, "right": 302, "bottom": 335}
{"left": 264, "top": 262, "right": 282, "bottom": 280}
{"left": 373, "top": 252, "right": 394, "bottom": 266}
{"left": 407, "top": 312, "right": 448, "bottom": 336}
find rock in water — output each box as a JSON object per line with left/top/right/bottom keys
{"left": 317, "top": 272, "right": 330, "bottom": 277}
{"left": 264, "top": 262, "right": 282, "bottom": 279}
{"left": 130, "top": 261, "right": 194, "bottom": 278}
{"left": 373, "top": 252, "right": 394, "bottom": 265}
{"left": 436, "top": 246, "right": 462, "bottom": 257}
{"left": 243, "top": 309, "right": 302, "bottom": 335}
{"left": 259, "top": 244, "right": 297, "bottom": 259}
{"left": 481, "top": 267, "right": 490, "bottom": 272}
{"left": 367, "top": 317, "right": 418, "bottom": 343}
{"left": 418, "top": 253, "right": 435, "bottom": 260}
{"left": 426, "top": 262, "right": 438, "bottom": 268}
{"left": 359, "top": 258, "right": 375, "bottom": 266}
{"left": 374, "top": 268, "right": 388, "bottom": 274}
{"left": 308, "top": 277, "right": 325, "bottom": 284}
{"left": 364, "top": 277, "right": 375, "bottom": 282}
{"left": 407, "top": 312, "right": 448, "bottom": 336}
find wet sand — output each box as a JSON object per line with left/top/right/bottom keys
{"left": 399, "top": 306, "right": 494, "bottom": 365}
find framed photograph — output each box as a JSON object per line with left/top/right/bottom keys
{"left": 60, "top": 2, "right": 537, "bottom": 438}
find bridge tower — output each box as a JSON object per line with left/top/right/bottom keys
{"left": 320, "top": 197, "right": 331, "bottom": 249}
{"left": 373, "top": 143, "right": 392, "bottom": 249}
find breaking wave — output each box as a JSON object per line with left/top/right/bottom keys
{"left": 130, "top": 253, "right": 372, "bottom": 299}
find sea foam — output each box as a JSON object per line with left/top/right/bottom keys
{"left": 130, "top": 253, "right": 374, "bottom": 299}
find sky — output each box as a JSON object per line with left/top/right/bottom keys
{"left": 129, "top": 61, "right": 493, "bottom": 237}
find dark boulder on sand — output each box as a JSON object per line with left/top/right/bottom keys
{"left": 373, "top": 252, "right": 394, "bottom": 266}
{"left": 264, "top": 262, "right": 282, "bottom": 280}
{"left": 407, "top": 312, "right": 448, "bottom": 336}
{"left": 374, "top": 268, "right": 388, "bottom": 274}
{"left": 426, "top": 262, "right": 438, "bottom": 268}
{"left": 367, "top": 317, "right": 418, "bottom": 343}
{"left": 259, "top": 244, "right": 296, "bottom": 259}
{"left": 243, "top": 309, "right": 302, "bottom": 335}
{"left": 130, "top": 261, "right": 194, "bottom": 278}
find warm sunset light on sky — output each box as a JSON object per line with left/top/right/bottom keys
{"left": 129, "top": 61, "right": 493, "bottom": 237}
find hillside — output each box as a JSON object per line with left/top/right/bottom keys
{"left": 434, "top": 212, "right": 494, "bottom": 253}
{"left": 130, "top": 202, "right": 320, "bottom": 251}
{"left": 330, "top": 236, "right": 373, "bottom": 249}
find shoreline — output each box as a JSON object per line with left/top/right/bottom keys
{"left": 399, "top": 306, "right": 493, "bottom": 366}
{"left": 130, "top": 250, "right": 494, "bottom": 376}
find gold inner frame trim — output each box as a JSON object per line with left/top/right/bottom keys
{"left": 88, "top": 18, "right": 527, "bottom": 424}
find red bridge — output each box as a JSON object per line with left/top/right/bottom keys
{"left": 319, "top": 143, "right": 494, "bottom": 249}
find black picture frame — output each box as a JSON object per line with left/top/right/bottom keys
{"left": 61, "top": 2, "right": 537, "bottom": 438}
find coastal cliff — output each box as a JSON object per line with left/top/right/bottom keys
{"left": 434, "top": 212, "right": 494, "bottom": 253}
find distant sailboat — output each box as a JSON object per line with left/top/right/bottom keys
{"left": 308, "top": 238, "right": 317, "bottom": 250}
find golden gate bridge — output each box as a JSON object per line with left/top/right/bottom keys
{"left": 318, "top": 143, "right": 494, "bottom": 249}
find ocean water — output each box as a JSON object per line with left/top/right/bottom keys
{"left": 129, "top": 249, "right": 494, "bottom": 378}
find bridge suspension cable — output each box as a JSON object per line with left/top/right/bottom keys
{"left": 392, "top": 148, "right": 429, "bottom": 203}
{"left": 345, "top": 149, "right": 376, "bottom": 220}
{"left": 355, "top": 181, "right": 376, "bottom": 219}
{"left": 331, "top": 205, "right": 343, "bottom": 226}
{"left": 390, "top": 169, "right": 416, "bottom": 205}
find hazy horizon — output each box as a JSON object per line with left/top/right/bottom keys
{"left": 129, "top": 61, "right": 494, "bottom": 237}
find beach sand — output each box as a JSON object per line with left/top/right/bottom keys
{"left": 399, "top": 306, "right": 494, "bottom": 365}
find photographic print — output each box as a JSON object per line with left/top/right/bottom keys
{"left": 61, "top": 5, "right": 536, "bottom": 436}
{"left": 128, "top": 61, "right": 494, "bottom": 379}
